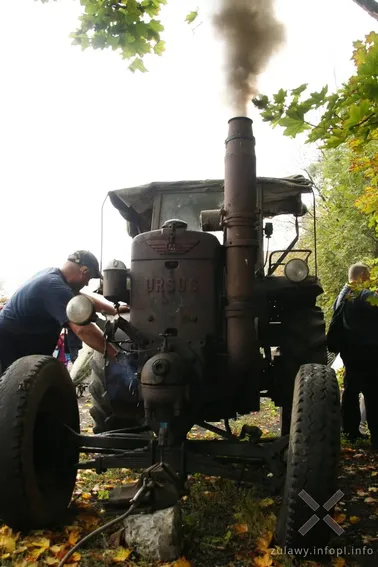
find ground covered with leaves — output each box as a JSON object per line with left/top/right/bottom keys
{"left": 0, "top": 396, "right": 377, "bottom": 567}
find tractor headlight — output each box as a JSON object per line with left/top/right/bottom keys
{"left": 66, "top": 295, "right": 96, "bottom": 326}
{"left": 284, "top": 259, "right": 309, "bottom": 283}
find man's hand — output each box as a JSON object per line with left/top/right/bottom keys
{"left": 69, "top": 321, "right": 119, "bottom": 359}
{"left": 117, "top": 304, "right": 130, "bottom": 314}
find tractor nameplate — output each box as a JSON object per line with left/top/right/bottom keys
{"left": 146, "top": 239, "right": 200, "bottom": 255}
{"left": 146, "top": 278, "right": 199, "bottom": 293}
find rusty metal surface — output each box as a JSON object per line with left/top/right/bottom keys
{"left": 223, "top": 118, "right": 261, "bottom": 396}
{"left": 200, "top": 209, "right": 222, "bottom": 232}
{"left": 130, "top": 224, "right": 222, "bottom": 342}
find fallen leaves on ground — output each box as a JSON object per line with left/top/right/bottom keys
{"left": 332, "top": 559, "right": 346, "bottom": 567}
{"left": 0, "top": 508, "right": 102, "bottom": 565}
{"left": 0, "top": 525, "right": 19, "bottom": 553}
{"left": 2, "top": 396, "right": 378, "bottom": 567}
{"left": 234, "top": 523, "right": 249, "bottom": 534}
{"left": 111, "top": 546, "right": 132, "bottom": 562}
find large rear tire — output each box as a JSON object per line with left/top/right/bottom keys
{"left": 276, "top": 363, "right": 341, "bottom": 550}
{"left": 0, "top": 355, "right": 80, "bottom": 529}
{"left": 280, "top": 307, "right": 327, "bottom": 435}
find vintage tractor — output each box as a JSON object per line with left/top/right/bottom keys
{"left": 0, "top": 117, "right": 340, "bottom": 551}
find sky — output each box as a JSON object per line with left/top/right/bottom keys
{"left": 0, "top": 0, "right": 375, "bottom": 295}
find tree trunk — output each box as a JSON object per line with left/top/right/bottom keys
{"left": 352, "top": 0, "right": 378, "bottom": 21}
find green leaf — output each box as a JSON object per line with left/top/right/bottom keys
{"left": 344, "top": 100, "right": 372, "bottom": 129}
{"left": 148, "top": 19, "right": 164, "bottom": 33}
{"left": 273, "top": 89, "right": 287, "bottom": 104}
{"left": 291, "top": 83, "right": 308, "bottom": 97}
{"left": 128, "top": 57, "right": 148, "bottom": 72}
{"left": 186, "top": 10, "right": 198, "bottom": 24}
{"left": 252, "top": 95, "right": 269, "bottom": 109}
{"left": 153, "top": 40, "right": 165, "bottom": 56}
{"left": 278, "top": 115, "right": 310, "bottom": 137}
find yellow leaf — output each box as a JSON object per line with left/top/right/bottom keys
{"left": 29, "top": 547, "right": 48, "bottom": 560}
{"left": 50, "top": 544, "right": 67, "bottom": 556}
{"left": 1, "top": 553, "right": 10, "bottom": 560}
{"left": 81, "top": 493, "right": 92, "bottom": 500}
{"left": 0, "top": 534, "right": 16, "bottom": 553}
{"left": 369, "top": 487, "right": 378, "bottom": 492}
{"left": 71, "top": 552, "right": 82, "bottom": 561}
{"left": 65, "top": 563, "right": 78, "bottom": 567}
{"left": 334, "top": 513, "right": 346, "bottom": 524}
{"left": 174, "top": 558, "right": 192, "bottom": 567}
{"left": 0, "top": 526, "right": 18, "bottom": 540}
{"left": 372, "top": 471, "right": 378, "bottom": 477}
{"left": 112, "top": 547, "right": 132, "bottom": 562}
{"left": 253, "top": 552, "right": 273, "bottom": 567}
{"left": 332, "top": 558, "right": 346, "bottom": 567}
{"left": 350, "top": 515, "right": 360, "bottom": 524}
{"left": 27, "top": 536, "right": 50, "bottom": 550}
{"left": 258, "top": 498, "right": 275, "bottom": 508}
{"left": 234, "top": 523, "right": 249, "bottom": 534}
{"left": 13, "top": 545, "right": 28, "bottom": 555}
{"left": 68, "top": 529, "right": 81, "bottom": 546}
{"left": 44, "top": 558, "right": 59, "bottom": 566}
{"left": 256, "top": 531, "right": 273, "bottom": 551}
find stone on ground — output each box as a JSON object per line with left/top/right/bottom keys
{"left": 123, "top": 505, "right": 182, "bottom": 562}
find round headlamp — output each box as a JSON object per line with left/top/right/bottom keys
{"left": 284, "top": 259, "right": 309, "bottom": 283}
{"left": 66, "top": 295, "right": 96, "bottom": 326}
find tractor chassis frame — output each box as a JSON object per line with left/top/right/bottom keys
{"left": 73, "top": 429, "right": 289, "bottom": 492}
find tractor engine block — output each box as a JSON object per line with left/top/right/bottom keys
{"left": 130, "top": 219, "right": 222, "bottom": 344}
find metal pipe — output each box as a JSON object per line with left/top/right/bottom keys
{"left": 224, "top": 117, "right": 260, "bottom": 403}
{"left": 100, "top": 193, "right": 109, "bottom": 273}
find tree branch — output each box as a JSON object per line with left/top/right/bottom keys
{"left": 352, "top": 0, "right": 378, "bottom": 21}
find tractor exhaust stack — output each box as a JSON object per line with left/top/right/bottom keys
{"left": 224, "top": 117, "right": 260, "bottom": 406}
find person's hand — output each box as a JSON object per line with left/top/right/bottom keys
{"left": 117, "top": 304, "right": 130, "bottom": 314}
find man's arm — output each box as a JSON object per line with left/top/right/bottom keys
{"left": 82, "top": 292, "right": 129, "bottom": 315}
{"left": 69, "top": 321, "right": 119, "bottom": 359}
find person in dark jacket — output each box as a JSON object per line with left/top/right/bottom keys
{"left": 65, "top": 328, "right": 83, "bottom": 364}
{"left": 334, "top": 262, "right": 378, "bottom": 449}
{"left": 0, "top": 251, "right": 123, "bottom": 374}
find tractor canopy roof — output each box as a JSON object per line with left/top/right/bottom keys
{"left": 108, "top": 176, "right": 313, "bottom": 237}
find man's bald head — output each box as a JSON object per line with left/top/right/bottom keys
{"left": 348, "top": 263, "right": 370, "bottom": 283}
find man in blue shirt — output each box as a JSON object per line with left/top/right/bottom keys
{"left": 334, "top": 262, "right": 378, "bottom": 449}
{"left": 0, "top": 250, "right": 120, "bottom": 373}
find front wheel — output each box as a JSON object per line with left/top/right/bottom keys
{"left": 0, "top": 355, "right": 80, "bottom": 529}
{"left": 276, "top": 363, "right": 341, "bottom": 550}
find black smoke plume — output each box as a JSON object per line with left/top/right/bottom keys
{"left": 213, "top": 0, "right": 285, "bottom": 115}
